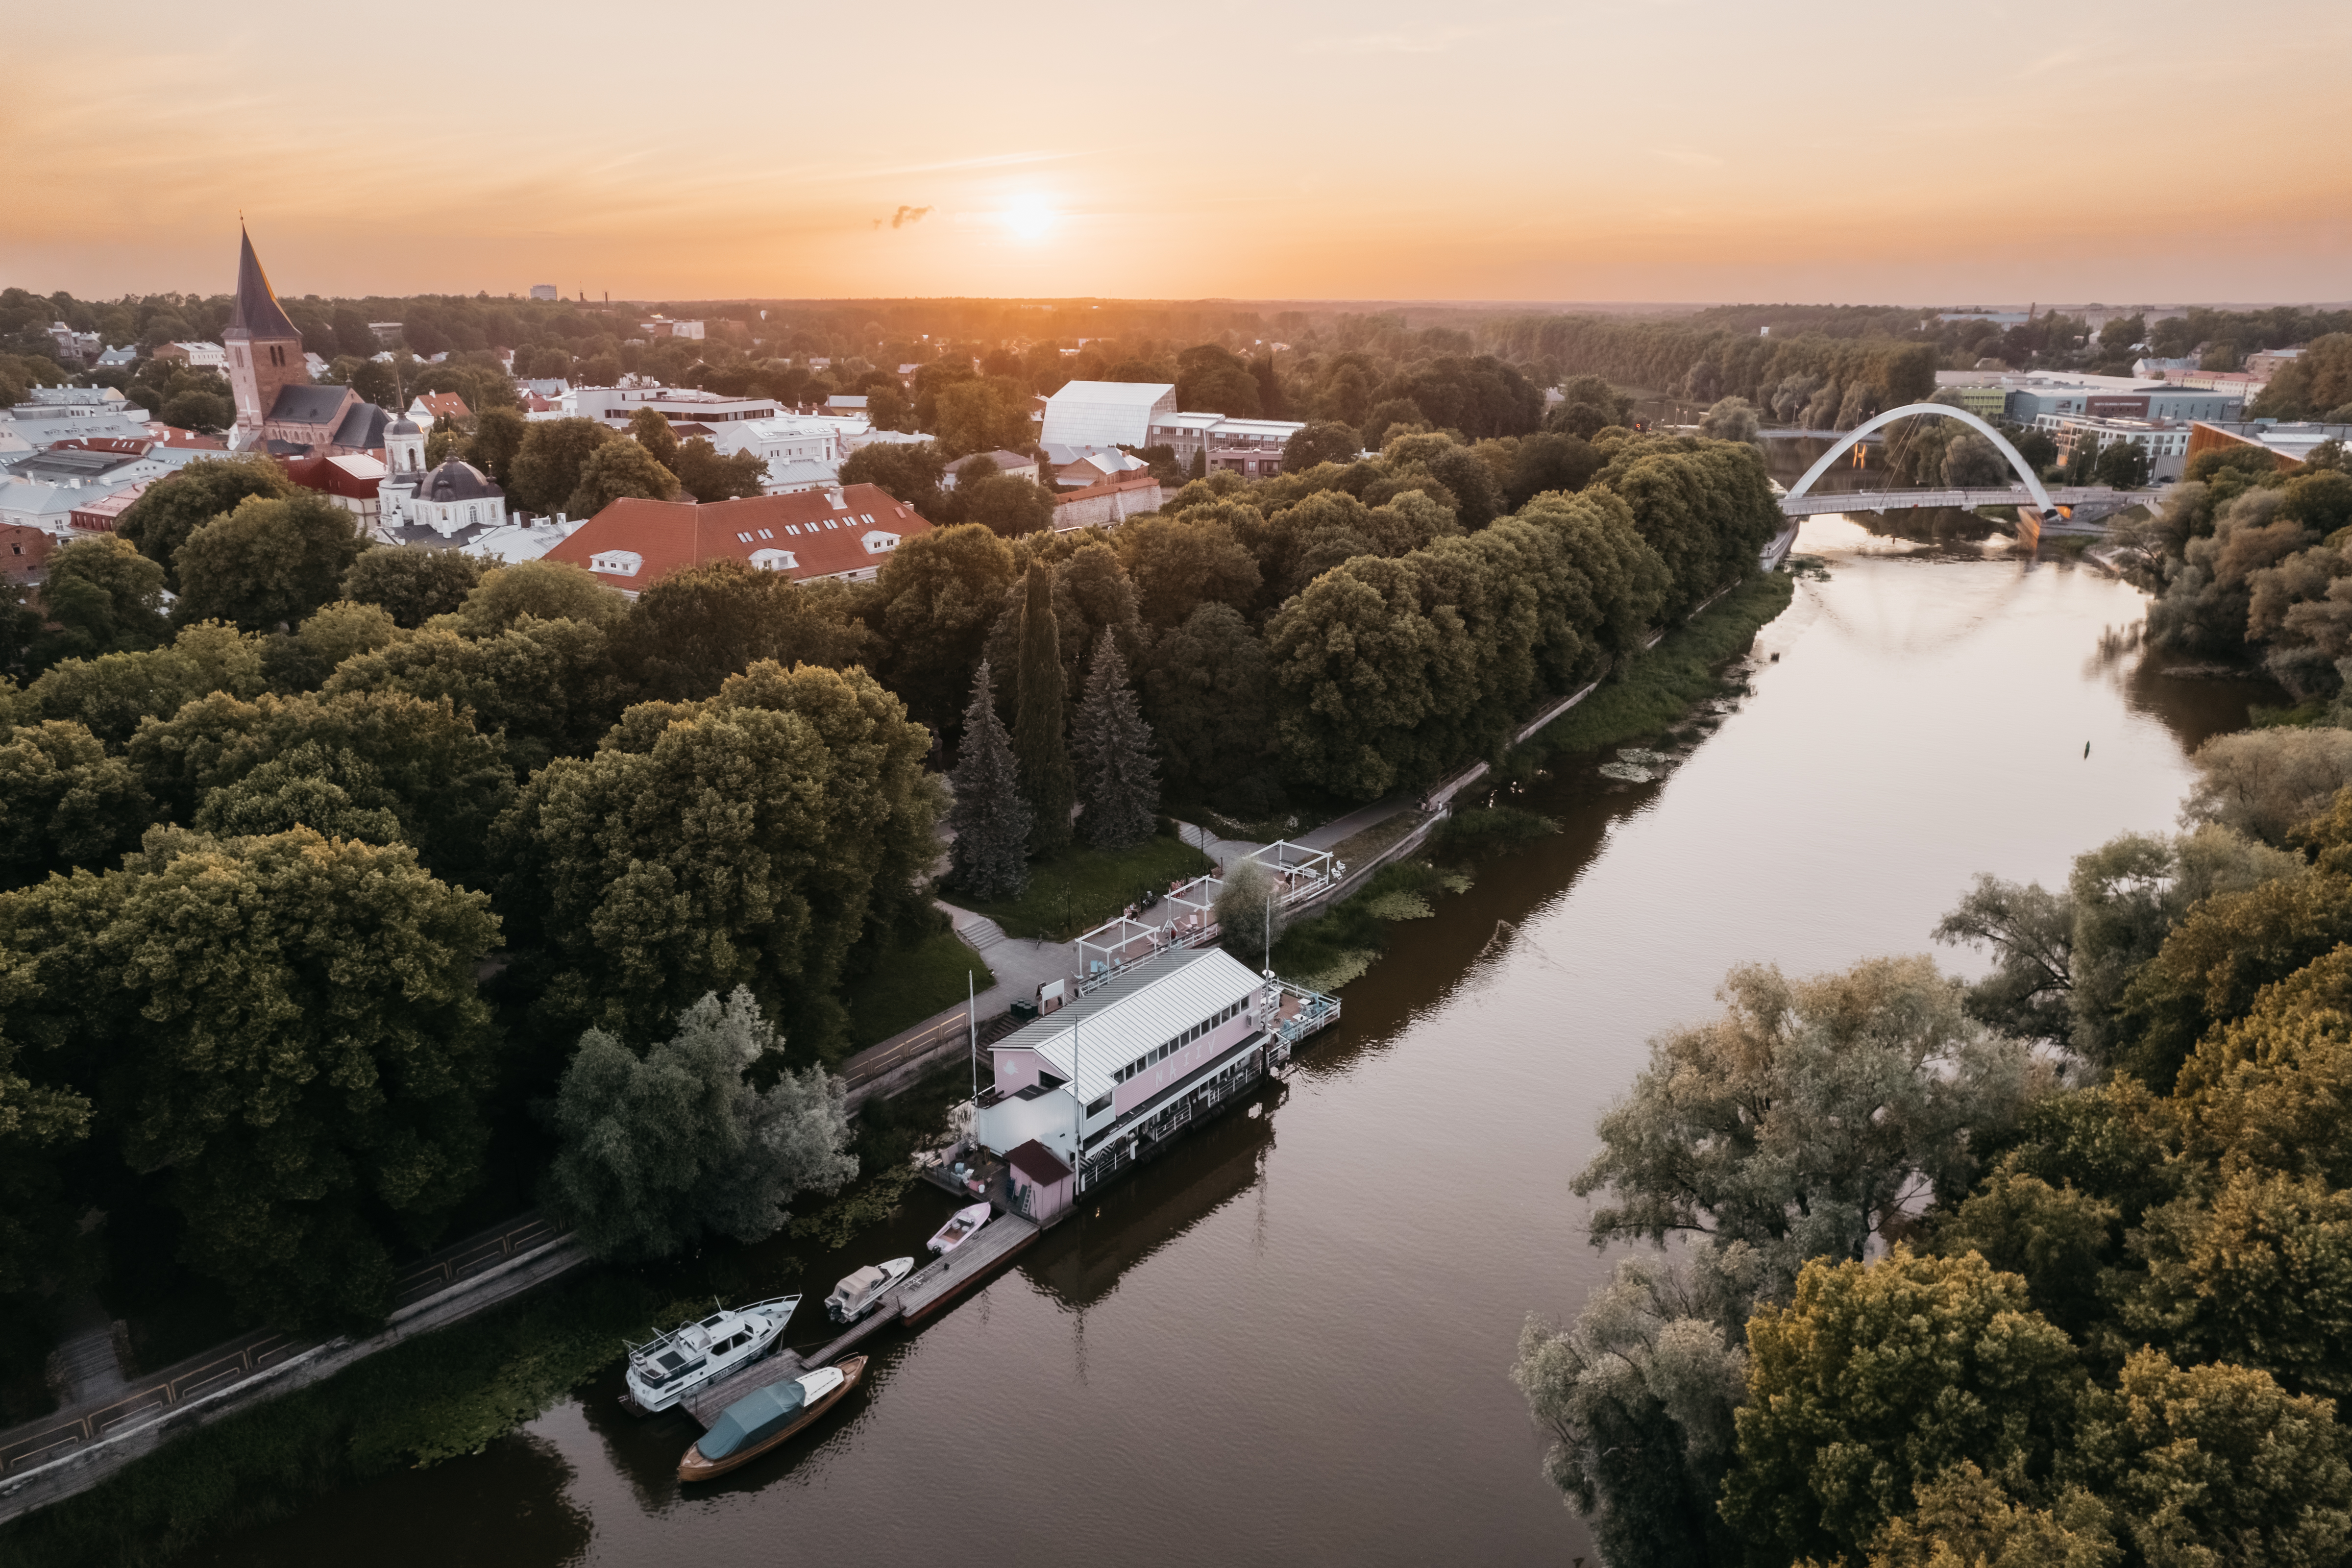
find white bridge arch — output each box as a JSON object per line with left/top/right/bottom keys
{"left": 1787, "top": 402, "right": 2055, "bottom": 518}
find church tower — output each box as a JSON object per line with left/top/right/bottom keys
{"left": 222, "top": 225, "right": 309, "bottom": 444}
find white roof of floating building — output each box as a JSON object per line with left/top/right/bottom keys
{"left": 988, "top": 948, "right": 1262, "bottom": 1104}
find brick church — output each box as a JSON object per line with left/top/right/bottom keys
{"left": 223, "top": 227, "right": 394, "bottom": 459}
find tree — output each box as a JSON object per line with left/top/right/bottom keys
{"left": 159, "top": 385, "right": 233, "bottom": 434}
{"left": 958, "top": 473, "right": 1056, "bottom": 537}
{"left": 2093, "top": 438, "right": 2148, "bottom": 489}
{"left": 172, "top": 492, "right": 369, "bottom": 631}
{"left": 1138, "top": 603, "right": 1274, "bottom": 798}
{"left": 1175, "top": 345, "right": 1260, "bottom": 417}
{"left": 113, "top": 454, "right": 298, "bottom": 586}
{"left": 839, "top": 440, "right": 948, "bottom": 514}
{"left": 1695, "top": 396, "right": 1761, "bottom": 444}
{"left": 868, "top": 523, "right": 1018, "bottom": 734}
{"left": 466, "top": 405, "right": 527, "bottom": 487}
{"left": 1071, "top": 634, "right": 1158, "bottom": 850}
{"left": 544, "top": 988, "right": 857, "bottom": 1262}
{"left": 1722, "top": 1250, "right": 2083, "bottom": 1567}
{"left": 0, "top": 826, "right": 501, "bottom": 1327}
{"left": 932, "top": 379, "right": 1033, "bottom": 458}
{"left": 565, "top": 438, "right": 678, "bottom": 517}
{"left": 0, "top": 721, "right": 152, "bottom": 886}
{"left": 612, "top": 557, "right": 865, "bottom": 702}
{"left": 24, "top": 622, "right": 269, "bottom": 746}
{"left": 1574, "top": 957, "right": 2042, "bottom": 1294}
{"left": 1361, "top": 397, "right": 1426, "bottom": 450}
{"left": 1111, "top": 513, "right": 1262, "bottom": 629}
{"left": 945, "top": 660, "right": 1030, "bottom": 899}
{"left": 445, "top": 558, "right": 623, "bottom": 636}
{"left": 35, "top": 535, "right": 168, "bottom": 661}
{"left": 2181, "top": 726, "right": 2352, "bottom": 845}
{"left": 1214, "top": 858, "right": 1279, "bottom": 963}
{"left": 626, "top": 406, "right": 680, "bottom": 468}
{"left": 2066, "top": 1349, "right": 2352, "bottom": 1565}
{"left": 1011, "top": 564, "right": 1073, "bottom": 856}
{"left": 1866, "top": 1464, "right": 2118, "bottom": 1568}
{"left": 508, "top": 417, "right": 615, "bottom": 515}
{"left": 491, "top": 662, "right": 938, "bottom": 1057}
{"left": 670, "top": 437, "right": 766, "bottom": 503}
{"left": 1282, "top": 420, "right": 1360, "bottom": 473}
{"left": 324, "top": 617, "right": 621, "bottom": 772}
{"left": 1512, "top": 1243, "right": 1759, "bottom": 1568}
{"left": 1941, "top": 431, "right": 2009, "bottom": 488}
{"left": 341, "top": 545, "right": 488, "bottom": 628}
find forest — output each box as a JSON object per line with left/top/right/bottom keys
{"left": 0, "top": 387, "right": 1778, "bottom": 1382}
{"left": 1517, "top": 727, "right": 2352, "bottom": 1566}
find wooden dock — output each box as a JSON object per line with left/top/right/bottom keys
{"left": 680, "top": 1214, "right": 1041, "bottom": 1427}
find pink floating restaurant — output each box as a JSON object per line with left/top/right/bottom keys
{"left": 973, "top": 948, "right": 1336, "bottom": 1218}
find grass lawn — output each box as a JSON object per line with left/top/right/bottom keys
{"left": 946, "top": 831, "right": 1214, "bottom": 941}
{"left": 1528, "top": 570, "right": 1796, "bottom": 758}
{"left": 841, "top": 929, "right": 996, "bottom": 1050}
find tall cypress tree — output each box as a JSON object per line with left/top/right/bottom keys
{"left": 1073, "top": 633, "right": 1160, "bottom": 850}
{"left": 1012, "top": 563, "right": 1074, "bottom": 856}
{"left": 946, "top": 659, "right": 1031, "bottom": 899}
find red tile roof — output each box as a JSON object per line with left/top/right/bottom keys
{"left": 412, "top": 392, "right": 472, "bottom": 421}
{"left": 544, "top": 483, "right": 931, "bottom": 593}
{"left": 145, "top": 424, "right": 228, "bottom": 449}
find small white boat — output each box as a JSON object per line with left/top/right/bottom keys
{"left": 825, "top": 1257, "right": 914, "bottom": 1323}
{"left": 623, "top": 1295, "right": 799, "bottom": 1414}
{"left": 927, "top": 1203, "right": 992, "bottom": 1256}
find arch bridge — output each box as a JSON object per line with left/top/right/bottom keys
{"left": 1777, "top": 403, "right": 2133, "bottom": 534}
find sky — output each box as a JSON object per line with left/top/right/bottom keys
{"left": 7, "top": 0, "right": 2352, "bottom": 306}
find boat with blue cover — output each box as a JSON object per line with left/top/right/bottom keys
{"left": 677, "top": 1355, "right": 868, "bottom": 1481}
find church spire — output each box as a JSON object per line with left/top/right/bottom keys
{"left": 225, "top": 224, "right": 301, "bottom": 343}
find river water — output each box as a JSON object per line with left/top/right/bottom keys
{"left": 192, "top": 514, "right": 2276, "bottom": 1568}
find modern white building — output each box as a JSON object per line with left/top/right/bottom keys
{"left": 973, "top": 948, "right": 1276, "bottom": 1200}
{"left": 1040, "top": 380, "right": 1176, "bottom": 449}
{"left": 1145, "top": 411, "right": 1308, "bottom": 476}
{"left": 574, "top": 385, "right": 779, "bottom": 428}
{"left": 2033, "top": 415, "right": 2193, "bottom": 480}
{"left": 696, "top": 415, "right": 848, "bottom": 493}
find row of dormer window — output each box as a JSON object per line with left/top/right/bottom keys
{"left": 1111, "top": 999, "right": 1248, "bottom": 1084}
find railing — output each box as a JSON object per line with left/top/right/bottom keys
{"left": 843, "top": 1009, "right": 972, "bottom": 1091}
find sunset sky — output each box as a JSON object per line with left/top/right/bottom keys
{"left": 8, "top": 0, "right": 2351, "bottom": 305}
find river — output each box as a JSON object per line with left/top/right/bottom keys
{"left": 190, "top": 513, "right": 2277, "bottom": 1568}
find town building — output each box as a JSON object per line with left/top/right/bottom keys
{"left": 461, "top": 515, "right": 580, "bottom": 564}
{"left": 380, "top": 457, "right": 507, "bottom": 539}
{"left": 95, "top": 345, "right": 139, "bottom": 370}
{"left": 972, "top": 947, "right": 1276, "bottom": 1205}
{"left": 1040, "top": 380, "right": 1176, "bottom": 449}
{"left": 0, "top": 524, "right": 55, "bottom": 586}
{"left": 691, "top": 415, "right": 850, "bottom": 493}
{"left": 545, "top": 483, "right": 930, "bottom": 597}
{"left": 281, "top": 453, "right": 393, "bottom": 530}
{"left": 407, "top": 392, "right": 472, "bottom": 427}
{"left": 1043, "top": 444, "right": 1151, "bottom": 488}
{"left": 573, "top": 385, "right": 780, "bottom": 429}
{"left": 2033, "top": 416, "right": 2193, "bottom": 481}
{"left": 1937, "top": 371, "right": 2244, "bottom": 425}
{"left": 216, "top": 226, "right": 402, "bottom": 461}
{"left": 4, "top": 437, "right": 200, "bottom": 492}
{"left": 2187, "top": 420, "right": 2352, "bottom": 473}
{"left": 945, "top": 449, "right": 1040, "bottom": 488}
{"left": 1051, "top": 473, "right": 1162, "bottom": 532}
{"left": 529, "top": 285, "right": 560, "bottom": 301}
{"left": 1937, "top": 386, "right": 2009, "bottom": 420}
{"left": 68, "top": 484, "right": 150, "bottom": 534}
{"left": 1145, "top": 412, "right": 1308, "bottom": 476}
{"left": 152, "top": 342, "right": 227, "bottom": 371}
{"left": 2244, "top": 347, "right": 2306, "bottom": 380}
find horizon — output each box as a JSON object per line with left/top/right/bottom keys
{"left": 10, "top": 0, "right": 2349, "bottom": 304}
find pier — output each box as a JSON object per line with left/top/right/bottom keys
{"left": 679, "top": 1213, "right": 1041, "bottom": 1427}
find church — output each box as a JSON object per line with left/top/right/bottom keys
{"left": 223, "top": 225, "right": 507, "bottom": 540}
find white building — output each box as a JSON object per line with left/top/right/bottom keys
{"left": 529, "top": 285, "right": 560, "bottom": 301}
{"left": 2033, "top": 415, "right": 2193, "bottom": 481}
{"left": 462, "top": 514, "right": 581, "bottom": 563}
{"left": 1145, "top": 412, "right": 1308, "bottom": 476}
{"left": 697, "top": 415, "right": 850, "bottom": 494}
{"left": 162, "top": 342, "right": 228, "bottom": 370}
{"left": 573, "top": 385, "right": 778, "bottom": 429}
{"left": 1040, "top": 380, "right": 1176, "bottom": 449}
{"left": 973, "top": 948, "right": 1274, "bottom": 1196}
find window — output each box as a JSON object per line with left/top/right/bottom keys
{"left": 1087, "top": 1094, "right": 1112, "bottom": 1116}
{"left": 786, "top": 524, "right": 800, "bottom": 535}
{"left": 737, "top": 532, "right": 755, "bottom": 543}
{"left": 758, "top": 529, "right": 773, "bottom": 539}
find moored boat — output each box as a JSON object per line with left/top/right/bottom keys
{"left": 623, "top": 1295, "right": 799, "bottom": 1415}
{"left": 677, "top": 1355, "right": 868, "bottom": 1482}
{"left": 927, "top": 1202, "right": 992, "bottom": 1256}
{"left": 824, "top": 1257, "right": 913, "bottom": 1323}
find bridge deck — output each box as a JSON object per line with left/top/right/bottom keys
{"left": 1780, "top": 485, "right": 2144, "bottom": 518}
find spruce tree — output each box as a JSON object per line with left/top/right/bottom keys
{"left": 946, "top": 659, "right": 1031, "bottom": 899}
{"left": 1012, "top": 564, "right": 1074, "bottom": 856}
{"left": 1073, "top": 633, "right": 1160, "bottom": 850}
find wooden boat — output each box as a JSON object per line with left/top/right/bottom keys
{"left": 824, "top": 1256, "right": 913, "bottom": 1323}
{"left": 677, "top": 1355, "right": 867, "bottom": 1482}
{"left": 622, "top": 1295, "right": 799, "bottom": 1415}
{"left": 927, "top": 1202, "right": 992, "bottom": 1256}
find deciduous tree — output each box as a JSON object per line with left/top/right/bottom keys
{"left": 565, "top": 438, "right": 678, "bottom": 516}
{"left": 341, "top": 545, "right": 488, "bottom": 629}
{"left": 113, "top": 454, "right": 297, "bottom": 586}
{"left": 172, "top": 493, "right": 368, "bottom": 632}
{"left": 508, "top": 417, "right": 615, "bottom": 515}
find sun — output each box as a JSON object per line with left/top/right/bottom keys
{"left": 1000, "top": 197, "right": 1059, "bottom": 243}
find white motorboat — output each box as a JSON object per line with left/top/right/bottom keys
{"left": 622, "top": 1295, "right": 799, "bottom": 1414}
{"left": 927, "top": 1203, "right": 992, "bottom": 1256}
{"left": 825, "top": 1257, "right": 914, "bottom": 1323}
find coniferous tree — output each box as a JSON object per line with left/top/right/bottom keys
{"left": 1073, "top": 633, "right": 1159, "bottom": 849}
{"left": 947, "top": 659, "right": 1031, "bottom": 898}
{"left": 1012, "top": 564, "right": 1073, "bottom": 855}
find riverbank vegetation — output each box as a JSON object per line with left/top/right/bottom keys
{"left": 1519, "top": 728, "right": 2352, "bottom": 1565}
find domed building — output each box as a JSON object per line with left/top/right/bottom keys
{"left": 381, "top": 454, "right": 508, "bottom": 539}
